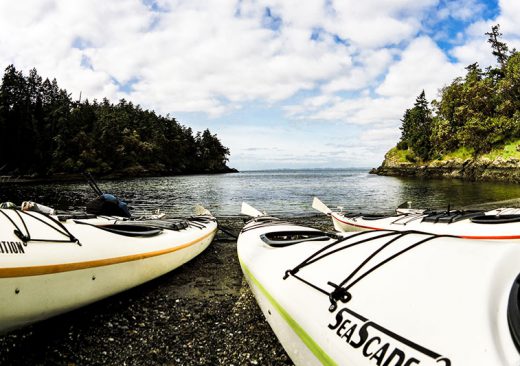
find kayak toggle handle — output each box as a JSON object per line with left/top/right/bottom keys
{"left": 283, "top": 268, "right": 299, "bottom": 280}
{"left": 14, "top": 229, "right": 29, "bottom": 243}
{"left": 327, "top": 282, "right": 351, "bottom": 312}
{"left": 72, "top": 236, "right": 82, "bottom": 246}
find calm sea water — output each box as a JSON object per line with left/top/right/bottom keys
{"left": 1, "top": 169, "right": 520, "bottom": 217}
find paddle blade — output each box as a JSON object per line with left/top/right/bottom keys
{"left": 241, "top": 202, "right": 265, "bottom": 217}
{"left": 312, "top": 197, "right": 332, "bottom": 215}
{"left": 194, "top": 204, "right": 212, "bottom": 216}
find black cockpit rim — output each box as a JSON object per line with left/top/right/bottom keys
{"left": 507, "top": 273, "right": 520, "bottom": 353}
{"left": 260, "top": 230, "right": 332, "bottom": 247}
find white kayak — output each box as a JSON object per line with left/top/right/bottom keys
{"left": 238, "top": 203, "right": 520, "bottom": 366}
{"left": 313, "top": 197, "right": 520, "bottom": 240}
{"left": 0, "top": 208, "right": 217, "bottom": 333}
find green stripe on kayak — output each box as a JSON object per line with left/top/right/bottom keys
{"left": 239, "top": 258, "right": 338, "bottom": 366}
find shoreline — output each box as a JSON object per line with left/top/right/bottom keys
{"left": 0, "top": 169, "right": 239, "bottom": 185}
{"left": 0, "top": 216, "right": 330, "bottom": 366}
{"left": 370, "top": 164, "right": 520, "bottom": 183}
{"left": 372, "top": 148, "right": 520, "bottom": 183}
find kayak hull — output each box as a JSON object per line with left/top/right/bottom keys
{"left": 238, "top": 218, "right": 520, "bottom": 366}
{"left": 330, "top": 211, "right": 520, "bottom": 239}
{"left": 241, "top": 259, "right": 325, "bottom": 366}
{"left": 0, "top": 210, "right": 217, "bottom": 333}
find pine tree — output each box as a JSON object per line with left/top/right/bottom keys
{"left": 486, "top": 24, "right": 509, "bottom": 67}
{"left": 0, "top": 65, "right": 232, "bottom": 176}
{"left": 398, "top": 91, "right": 433, "bottom": 160}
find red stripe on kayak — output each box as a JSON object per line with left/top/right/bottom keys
{"left": 460, "top": 234, "right": 520, "bottom": 240}
{"left": 332, "top": 215, "right": 383, "bottom": 231}
{"left": 332, "top": 215, "right": 520, "bottom": 240}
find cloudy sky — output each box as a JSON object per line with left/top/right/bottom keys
{"left": 0, "top": 0, "right": 518, "bottom": 170}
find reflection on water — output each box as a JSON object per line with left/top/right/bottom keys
{"left": 1, "top": 169, "right": 520, "bottom": 217}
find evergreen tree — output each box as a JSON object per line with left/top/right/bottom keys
{"left": 486, "top": 24, "right": 509, "bottom": 67}
{"left": 398, "top": 91, "right": 433, "bottom": 161}
{"left": 0, "top": 65, "right": 29, "bottom": 172}
{"left": 0, "top": 65, "right": 232, "bottom": 176}
{"left": 397, "top": 24, "right": 520, "bottom": 160}
{"left": 197, "top": 129, "right": 230, "bottom": 171}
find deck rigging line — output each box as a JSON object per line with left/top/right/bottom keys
{"left": 283, "top": 229, "right": 459, "bottom": 312}
{"left": 0, "top": 208, "right": 79, "bottom": 245}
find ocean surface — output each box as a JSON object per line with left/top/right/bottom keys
{"left": 2, "top": 169, "right": 520, "bottom": 217}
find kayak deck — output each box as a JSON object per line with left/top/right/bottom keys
{"left": 238, "top": 217, "right": 520, "bottom": 365}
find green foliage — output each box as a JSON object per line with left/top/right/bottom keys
{"left": 404, "top": 152, "right": 417, "bottom": 163}
{"left": 457, "top": 115, "right": 519, "bottom": 153}
{"left": 398, "top": 90, "right": 433, "bottom": 161}
{"left": 429, "top": 118, "right": 457, "bottom": 155}
{"left": 397, "top": 24, "right": 520, "bottom": 162}
{"left": 431, "top": 77, "right": 464, "bottom": 129}
{"left": 480, "top": 139, "right": 520, "bottom": 160}
{"left": 441, "top": 146, "right": 473, "bottom": 161}
{"left": 498, "top": 53, "right": 520, "bottom": 117}
{"left": 0, "top": 65, "right": 232, "bottom": 176}
{"left": 384, "top": 146, "right": 417, "bottom": 164}
{"left": 396, "top": 140, "right": 408, "bottom": 150}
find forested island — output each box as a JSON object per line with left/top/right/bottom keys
{"left": 372, "top": 25, "right": 520, "bottom": 182}
{"left": 0, "top": 66, "right": 235, "bottom": 180}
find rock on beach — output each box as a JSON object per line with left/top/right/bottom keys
{"left": 0, "top": 216, "right": 331, "bottom": 366}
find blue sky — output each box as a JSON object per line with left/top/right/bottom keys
{"left": 0, "top": 0, "right": 517, "bottom": 170}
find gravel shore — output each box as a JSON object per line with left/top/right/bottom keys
{"left": 0, "top": 216, "right": 331, "bottom": 366}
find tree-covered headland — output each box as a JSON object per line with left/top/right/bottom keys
{"left": 0, "top": 65, "right": 234, "bottom": 177}
{"left": 394, "top": 25, "right": 520, "bottom": 164}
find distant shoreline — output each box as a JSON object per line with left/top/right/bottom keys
{"left": 239, "top": 167, "right": 371, "bottom": 172}
{"left": 0, "top": 168, "right": 239, "bottom": 185}
{"left": 0, "top": 168, "right": 383, "bottom": 184}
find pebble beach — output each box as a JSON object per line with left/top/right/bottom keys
{"left": 0, "top": 216, "right": 331, "bottom": 366}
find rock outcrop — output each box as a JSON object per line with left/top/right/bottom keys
{"left": 371, "top": 150, "right": 520, "bottom": 183}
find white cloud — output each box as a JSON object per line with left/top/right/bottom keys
{"left": 0, "top": 0, "right": 441, "bottom": 114}
{"left": 377, "top": 36, "right": 463, "bottom": 100}
{"left": 360, "top": 127, "right": 400, "bottom": 143}
{"left": 498, "top": 0, "right": 520, "bottom": 34}
{"left": 435, "top": 0, "right": 486, "bottom": 21}
{"left": 308, "top": 95, "right": 410, "bottom": 125}
{"left": 325, "top": 0, "right": 440, "bottom": 47}
{"left": 0, "top": 0, "right": 508, "bottom": 168}
{"left": 217, "top": 118, "right": 389, "bottom": 169}
{"left": 286, "top": 35, "right": 464, "bottom": 126}
{"left": 451, "top": 0, "right": 520, "bottom": 69}
{"left": 321, "top": 48, "right": 395, "bottom": 93}
{"left": 451, "top": 38, "right": 496, "bottom": 67}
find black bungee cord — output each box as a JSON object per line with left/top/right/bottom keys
{"left": 0, "top": 208, "right": 80, "bottom": 245}
{"left": 283, "top": 230, "right": 401, "bottom": 279}
{"left": 283, "top": 229, "right": 460, "bottom": 312}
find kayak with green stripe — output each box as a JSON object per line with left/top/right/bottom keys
{"left": 238, "top": 202, "right": 520, "bottom": 366}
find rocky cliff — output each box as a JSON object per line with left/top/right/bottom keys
{"left": 371, "top": 147, "right": 520, "bottom": 183}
